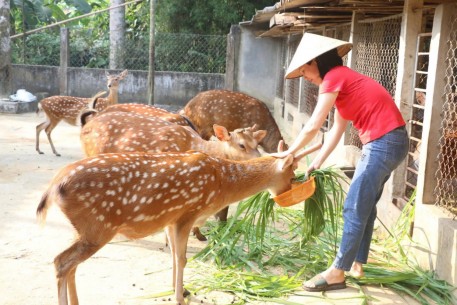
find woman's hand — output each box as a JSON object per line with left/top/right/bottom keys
{"left": 269, "top": 149, "right": 292, "bottom": 159}
{"left": 306, "top": 162, "right": 320, "bottom": 175}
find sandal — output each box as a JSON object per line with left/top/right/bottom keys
{"left": 302, "top": 274, "right": 346, "bottom": 292}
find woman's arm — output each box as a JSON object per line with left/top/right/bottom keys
{"left": 272, "top": 92, "right": 338, "bottom": 157}
{"left": 307, "top": 108, "right": 348, "bottom": 172}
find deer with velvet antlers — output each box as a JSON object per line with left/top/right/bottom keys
{"left": 35, "top": 69, "right": 127, "bottom": 156}
{"left": 37, "top": 141, "right": 321, "bottom": 305}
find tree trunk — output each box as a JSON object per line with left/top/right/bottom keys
{"left": 0, "top": 0, "right": 12, "bottom": 98}
{"left": 109, "top": 0, "right": 125, "bottom": 70}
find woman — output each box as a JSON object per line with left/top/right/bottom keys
{"left": 274, "top": 33, "right": 409, "bottom": 292}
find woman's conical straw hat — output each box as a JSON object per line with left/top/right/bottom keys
{"left": 285, "top": 33, "right": 353, "bottom": 79}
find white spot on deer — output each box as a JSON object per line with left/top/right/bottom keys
{"left": 189, "top": 166, "right": 201, "bottom": 173}
{"left": 185, "top": 193, "right": 203, "bottom": 205}
{"left": 168, "top": 205, "right": 183, "bottom": 212}
{"left": 116, "top": 209, "right": 122, "bottom": 215}
{"left": 133, "top": 214, "right": 145, "bottom": 222}
{"left": 206, "top": 190, "right": 216, "bottom": 205}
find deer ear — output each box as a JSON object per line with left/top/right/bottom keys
{"left": 278, "top": 154, "right": 294, "bottom": 170}
{"left": 277, "top": 140, "right": 285, "bottom": 152}
{"left": 213, "top": 124, "right": 230, "bottom": 141}
{"left": 251, "top": 124, "right": 259, "bottom": 131}
{"left": 253, "top": 130, "right": 267, "bottom": 143}
{"left": 120, "top": 69, "right": 128, "bottom": 79}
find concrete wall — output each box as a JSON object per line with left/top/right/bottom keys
{"left": 231, "top": 25, "right": 282, "bottom": 109}
{"left": 11, "top": 65, "right": 225, "bottom": 108}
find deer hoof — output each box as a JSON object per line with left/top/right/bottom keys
{"left": 183, "top": 288, "right": 191, "bottom": 297}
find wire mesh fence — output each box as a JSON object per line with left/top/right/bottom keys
{"left": 351, "top": 16, "right": 402, "bottom": 150}
{"left": 434, "top": 13, "right": 457, "bottom": 216}
{"left": 12, "top": 29, "right": 227, "bottom": 73}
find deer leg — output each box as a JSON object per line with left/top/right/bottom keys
{"left": 214, "top": 207, "right": 229, "bottom": 222}
{"left": 164, "top": 226, "right": 176, "bottom": 288}
{"left": 44, "top": 121, "right": 61, "bottom": 156}
{"left": 54, "top": 239, "right": 103, "bottom": 305}
{"left": 168, "top": 224, "right": 192, "bottom": 305}
{"left": 36, "top": 120, "right": 51, "bottom": 154}
{"left": 67, "top": 267, "right": 79, "bottom": 305}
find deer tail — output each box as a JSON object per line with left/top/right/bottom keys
{"left": 37, "top": 183, "right": 67, "bottom": 226}
{"left": 88, "top": 91, "right": 107, "bottom": 110}
{"left": 36, "top": 190, "right": 51, "bottom": 226}
{"left": 78, "top": 109, "right": 98, "bottom": 127}
{"left": 181, "top": 115, "right": 197, "bottom": 131}
{"left": 36, "top": 102, "right": 42, "bottom": 116}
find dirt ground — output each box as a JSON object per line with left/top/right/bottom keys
{"left": 0, "top": 112, "right": 423, "bottom": 305}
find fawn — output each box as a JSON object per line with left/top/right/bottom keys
{"left": 35, "top": 69, "right": 128, "bottom": 156}
{"left": 37, "top": 141, "right": 319, "bottom": 305}
{"left": 181, "top": 89, "right": 287, "bottom": 153}
{"left": 79, "top": 110, "right": 267, "bottom": 241}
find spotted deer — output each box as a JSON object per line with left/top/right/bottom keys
{"left": 35, "top": 69, "right": 128, "bottom": 156}
{"left": 79, "top": 110, "right": 267, "bottom": 241}
{"left": 98, "top": 102, "right": 193, "bottom": 127}
{"left": 79, "top": 110, "right": 265, "bottom": 160}
{"left": 181, "top": 89, "right": 287, "bottom": 153}
{"left": 37, "top": 142, "right": 321, "bottom": 305}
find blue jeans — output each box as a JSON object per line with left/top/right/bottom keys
{"left": 333, "top": 126, "right": 409, "bottom": 271}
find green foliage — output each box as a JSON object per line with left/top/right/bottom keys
{"left": 11, "top": 31, "right": 60, "bottom": 65}
{"left": 69, "top": 30, "right": 109, "bottom": 68}
{"left": 154, "top": 33, "right": 226, "bottom": 73}
{"left": 187, "top": 187, "right": 456, "bottom": 305}
{"left": 9, "top": 0, "right": 93, "bottom": 32}
{"left": 9, "top": 0, "right": 265, "bottom": 71}
{"left": 155, "top": 0, "right": 273, "bottom": 34}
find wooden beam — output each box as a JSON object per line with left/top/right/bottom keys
{"left": 270, "top": 14, "right": 298, "bottom": 28}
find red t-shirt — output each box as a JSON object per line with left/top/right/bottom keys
{"left": 320, "top": 66, "right": 405, "bottom": 144}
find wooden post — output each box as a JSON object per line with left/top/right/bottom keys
{"left": 59, "top": 28, "right": 69, "bottom": 96}
{"left": 390, "top": 0, "right": 423, "bottom": 200}
{"left": 147, "top": 0, "right": 155, "bottom": 105}
{"left": 417, "top": 3, "right": 456, "bottom": 205}
{"left": 225, "top": 25, "right": 240, "bottom": 91}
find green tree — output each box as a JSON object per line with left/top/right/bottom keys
{"left": 155, "top": 0, "right": 272, "bottom": 34}
{"left": 9, "top": 0, "right": 92, "bottom": 33}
